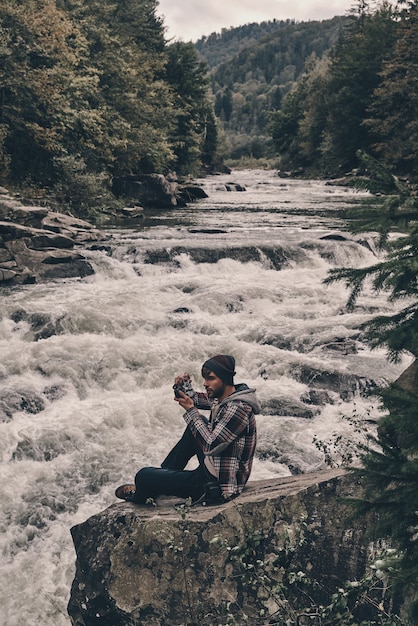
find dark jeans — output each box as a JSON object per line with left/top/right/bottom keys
{"left": 132, "top": 426, "right": 221, "bottom": 505}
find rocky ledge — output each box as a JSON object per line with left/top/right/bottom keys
{"left": 0, "top": 176, "right": 210, "bottom": 285}
{"left": 67, "top": 469, "right": 397, "bottom": 626}
{"left": 0, "top": 188, "right": 102, "bottom": 285}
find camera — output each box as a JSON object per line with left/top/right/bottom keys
{"left": 173, "top": 378, "right": 194, "bottom": 398}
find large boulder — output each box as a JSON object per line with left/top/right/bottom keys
{"left": 177, "top": 184, "right": 208, "bottom": 203}
{"left": 112, "top": 174, "right": 187, "bottom": 208}
{"left": 67, "top": 470, "right": 399, "bottom": 626}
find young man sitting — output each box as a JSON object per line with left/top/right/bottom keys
{"left": 115, "top": 354, "right": 260, "bottom": 506}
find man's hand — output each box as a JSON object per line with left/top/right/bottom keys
{"left": 174, "top": 372, "right": 191, "bottom": 385}
{"left": 174, "top": 390, "right": 194, "bottom": 410}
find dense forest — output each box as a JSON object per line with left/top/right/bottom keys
{"left": 2, "top": 1, "right": 418, "bottom": 209}
{"left": 197, "top": 0, "right": 418, "bottom": 182}
{"left": 196, "top": 17, "right": 347, "bottom": 161}
{"left": 0, "top": 0, "right": 217, "bottom": 215}
{"left": 195, "top": 19, "right": 303, "bottom": 69}
{"left": 270, "top": 0, "right": 418, "bottom": 182}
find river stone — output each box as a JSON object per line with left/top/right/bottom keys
{"left": 32, "top": 232, "right": 75, "bottom": 249}
{"left": 229, "top": 182, "right": 246, "bottom": 191}
{"left": 262, "top": 396, "right": 316, "bottom": 418}
{"left": 290, "top": 364, "right": 376, "bottom": 400}
{"left": 0, "top": 268, "right": 17, "bottom": 282}
{"left": 42, "top": 212, "right": 101, "bottom": 242}
{"left": 1, "top": 206, "right": 49, "bottom": 228}
{"left": 0, "top": 248, "right": 13, "bottom": 262}
{"left": 394, "top": 358, "right": 418, "bottom": 395}
{"left": 112, "top": 174, "right": 186, "bottom": 208}
{"left": 178, "top": 184, "right": 209, "bottom": 202}
{"left": 301, "top": 388, "right": 335, "bottom": 406}
{"left": 11, "top": 309, "right": 66, "bottom": 341}
{"left": 141, "top": 245, "right": 290, "bottom": 270}
{"left": 0, "top": 387, "right": 45, "bottom": 418}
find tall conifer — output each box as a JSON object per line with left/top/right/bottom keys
{"left": 326, "top": 152, "right": 418, "bottom": 620}
{"left": 365, "top": 2, "right": 418, "bottom": 180}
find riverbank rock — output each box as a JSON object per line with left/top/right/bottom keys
{"left": 112, "top": 174, "right": 205, "bottom": 208}
{"left": 177, "top": 183, "right": 209, "bottom": 203}
{"left": 0, "top": 190, "right": 101, "bottom": 285}
{"left": 112, "top": 174, "right": 209, "bottom": 208}
{"left": 67, "top": 470, "right": 398, "bottom": 626}
{"left": 215, "top": 181, "right": 246, "bottom": 192}
{"left": 290, "top": 364, "right": 377, "bottom": 401}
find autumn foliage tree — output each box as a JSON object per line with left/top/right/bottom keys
{"left": 0, "top": 0, "right": 217, "bottom": 214}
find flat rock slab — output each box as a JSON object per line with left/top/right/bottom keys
{"left": 108, "top": 468, "right": 346, "bottom": 522}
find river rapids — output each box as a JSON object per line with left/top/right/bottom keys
{"left": 0, "top": 170, "right": 410, "bottom": 625}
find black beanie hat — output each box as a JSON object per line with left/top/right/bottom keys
{"left": 201, "top": 354, "right": 236, "bottom": 385}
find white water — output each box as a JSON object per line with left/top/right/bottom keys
{"left": 0, "top": 170, "right": 410, "bottom": 625}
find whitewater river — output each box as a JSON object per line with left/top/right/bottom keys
{"left": 0, "top": 170, "right": 410, "bottom": 625}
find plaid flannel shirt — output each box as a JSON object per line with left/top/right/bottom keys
{"left": 183, "top": 386, "right": 258, "bottom": 499}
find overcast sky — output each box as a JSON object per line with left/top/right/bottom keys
{"left": 157, "top": 0, "right": 357, "bottom": 42}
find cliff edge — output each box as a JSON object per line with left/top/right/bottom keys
{"left": 67, "top": 469, "right": 389, "bottom": 625}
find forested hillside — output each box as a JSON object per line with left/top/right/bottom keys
{"left": 196, "top": 17, "right": 347, "bottom": 161}
{"left": 195, "top": 19, "right": 300, "bottom": 69}
{"left": 2, "top": 0, "right": 417, "bottom": 212}
{"left": 270, "top": 0, "right": 418, "bottom": 182}
{"left": 0, "top": 0, "right": 216, "bottom": 215}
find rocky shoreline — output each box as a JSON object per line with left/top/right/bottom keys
{"left": 0, "top": 187, "right": 102, "bottom": 286}
{"left": 0, "top": 176, "right": 210, "bottom": 286}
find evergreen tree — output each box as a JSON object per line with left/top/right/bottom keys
{"left": 165, "top": 41, "right": 214, "bottom": 175}
{"left": 320, "top": 2, "right": 398, "bottom": 174}
{"left": 271, "top": 83, "right": 307, "bottom": 166}
{"left": 365, "top": 2, "right": 418, "bottom": 180}
{"left": 200, "top": 108, "right": 218, "bottom": 169}
{"left": 326, "top": 152, "right": 418, "bottom": 620}
{"left": 270, "top": 3, "right": 398, "bottom": 175}
{"left": 271, "top": 54, "right": 329, "bottom": 171}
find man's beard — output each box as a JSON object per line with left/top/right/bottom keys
{"left": 211, "top": 383, "right": 226, "bottom": 399}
